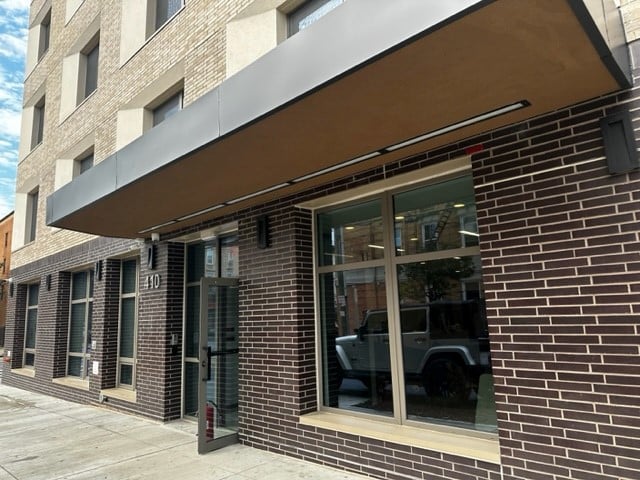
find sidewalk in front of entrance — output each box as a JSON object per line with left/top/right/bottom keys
{"left": 0, "top": 383, "right": 368, "bottom": 480}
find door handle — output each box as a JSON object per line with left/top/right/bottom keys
{"left": 202, "top": 346, "right": 212, "bottom": 381}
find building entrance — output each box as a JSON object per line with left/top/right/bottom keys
{"left": 197, "top": 277, "right": 239, "bottom": 453}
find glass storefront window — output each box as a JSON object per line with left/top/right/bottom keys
{"left": 394, "top": 176, "right": 478, "bottom": 256}
{"left": 316, "top": 175, "right": 496, "bottom": 433}
{"left": 320, "top": 267, "right": 392, "bottom": 417}
{"left": 317, "top": 200, "right": 384, "bottom": 266}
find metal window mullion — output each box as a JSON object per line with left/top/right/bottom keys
{"left": 24, "top": 288, "right": 37, "bottom": 367}
{"left": 394, "top": 246, "right": 481, "bottom": 266}
{"left": 382, "top": 191, "right": 406, "bottom": 424}
{"left": 316, "top": 258, "right": 386, "bottom": 275}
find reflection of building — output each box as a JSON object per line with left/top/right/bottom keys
{"left": 0, "top": 212, "right": 13, "bottom": 347}
{"left": 4, "top": 1, "right": 640, "bottom": 479}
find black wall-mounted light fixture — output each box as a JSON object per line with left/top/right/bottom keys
{"left": 9, "top": 281, "right": 14, "bottom": 298}
{"left": 46, "top": 274, "right": 52, "bottom": 291}
{"left": 147, "top": 245, "right": 156, "bottom": 270}
{"left": 257, "top": 215, "right": 270, "bottom": 249}
{"left": 95, "top": 260, "right": 103, "bottom": 281}
{"left": 600, "top": 111, "right": 639, "bottom": 175}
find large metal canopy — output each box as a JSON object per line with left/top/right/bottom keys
{"left": 46, "top": 0, "right": 631, "bottom": 239}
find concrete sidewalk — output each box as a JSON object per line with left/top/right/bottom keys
{"left": 0, "top": 384, "right": 368, "bottom": 480}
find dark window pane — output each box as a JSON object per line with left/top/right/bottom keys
{"left": 38, "top": 11, "right": 51, "bottom": 60}
{"left": 317, "top": 200, "right": 384, "bottom": 266}
{"left": 184, "top": 362, "right": 199, "bottom": 416}
{"left": 156, "top": 0, "right": 182, "bottom": 29}
{"left": 25, "top": 309, "right": 38, "bottom": 349}
{"left": 394, "top": 176, "right": 478, "bottom": 256}
{"left": 79, "top": 153, "right": 94, "bottom": 174}
{"left": 24, "top": 352, "right": 35, "bottom": 367}
{"left": 119, "top": 364, "right": 133, "bottom": 386}
{"left": 27, "top": 190, "right": 39, "bottom": 243}
{"left": 119, "top": 297, "right": 136, "bottom": 358}
{"left": 185, "top": 286, "right": 199, "bottom": 358}
{"left": 84, "top": 42, "right": 99, "bottom": 98}
{"left": 321, "top": 267, "right": 391, "bottom": 417}
{"left": 67, "top": 356, "right": 83, "bottom": 377}
{"left": 69, "top": 303, "right": 86, "bottom": 352}
{"left": 152, "top": 91, "right": 182, "bottom": 127}
{"left": 32, "top": 101, "right": 45, "bottom": 149}
{"left": 396, "top": 255, "right": 494, "bottom": 431}
{"left": 28, "top": 284, "right": 39, "bottom": 306}
{"left": 72, "top": 271, "right": 87, "bottom": 300}
{"left": 121, "top": 260, "right": 137, "bottom": 294}
{"left": 187, "top": 243, "right": 204, "bottom": 282}
{"left": 288, "top": 0, "right": 344, "bottom": 36}
{"left": 87, "top": 302, "right": 93, "bottom": 352}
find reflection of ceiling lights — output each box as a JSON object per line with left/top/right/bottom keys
{"left": 410, "top": 236, "right": 419, "bottom": 241}
{"left": 454, "top": 203, "right": 465, "bottom": 208}
{"left": 345, "top": 226, "right": 355, "bottom": 230}
{"left": 397, "top": 248, "right": 405, "bottom": 252}
{"left": 324, "top": 253, "right": 354, "bottom": 259}
{"left": 395, "top": 215, "right": 405, "bottom": 220}
{"left": 368, "top": 244, "right": 385, "bottom": 249}
{"left": 459, "top": 230, "right": 479, "bottom": 237}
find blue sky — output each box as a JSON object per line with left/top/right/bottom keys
{"left": 0, "top": 0, "right": 29, "bottom": 219}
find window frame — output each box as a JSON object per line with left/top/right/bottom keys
{"left": 25, "top": 189, "right": 39, "bottom": 244}
{"left": 79, "top": 32, "right": 100, "bottom": 103}
{"left": 66, "top": 269, "right": 94, "bottom": 380}
{"left": 23, "top": 283, "right": 40, "bottom": 369}
{"left": 314, "top": 172, "right": 489, "bottom": 432}
{"left": 154, "top": 0, "right": 185, "bottom": 32}
{"left": 38, "top": 9, "right": 51, "bottom": 61}
{"left": 77, "top": 151, "right": 94, "bottom": 175}
{"left": 287, "top": 0, "right": 344, "bottom": 36}
{"left": 117, "top": 258, "right": 139, "bottom": 389}
{"left": 151, "top": 90, "right": 183, "bottom": 127}
{"left": 31, "top": 97, "right": 45, "bottom": 150}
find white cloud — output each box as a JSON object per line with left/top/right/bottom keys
{"left": 0, "top": 0, "right": 28, "bottom": 216}
{"left": 0, "top": 30, "right": 27, "bottom": 60}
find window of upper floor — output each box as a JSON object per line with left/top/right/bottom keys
{"left": 225, "top": 0, "right": 345, "bottom": 78}
{"left": 80, "top": 33, "right": 100, "bottom": 102}
{"left": 25, "top": 188, "right": 39, "bottom": 244}
{"left": 120, "top": 0, "right": 186, "bottom": 65}
{"left": 25, "top": 1, "right": 53, "bottom": 75}
{"left": 151, "top": 90, "right": 183, "bottom": 127}
{"left": 31, "top": 96, "right": 46, "bottom": 151}
{"left": 59, "top": 16, "right": 100, "bottom": 121}
{"left": 77, "top": 151, "right": 94, "bottom": 175}
{"left": 287, "top": 0, "right": 344, "bottom": 36}
{"left": 38, "top": 9, "right": 51, "bottom": 61}
{"left": 115, "top": 61, "right": 184, "bottom": 150}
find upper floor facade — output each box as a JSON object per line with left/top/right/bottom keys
{"left": 14, "top": 0, "right": 343, "bottom": 267}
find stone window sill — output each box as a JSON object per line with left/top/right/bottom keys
{"left": 11, "top": 368, "right": 35, "bottom": 378}
{"left": 299, "top": 411, "right": 500, "bottom": 464}
{"left": 52, "top": 377, "right": 90, "bottom": 391}
{"left": 100, "top": 387, "right": 136, "bottom": 403}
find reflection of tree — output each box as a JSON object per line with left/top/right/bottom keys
{"left": 399, "top": 257, "right": 475, "bottom": 302}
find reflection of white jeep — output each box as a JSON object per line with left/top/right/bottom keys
{"left": 335, "top": 302, "right": 490, "bottom": 401}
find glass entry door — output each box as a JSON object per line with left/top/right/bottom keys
{"left": 198, "top": 277, "right": 239, "bottom": 454}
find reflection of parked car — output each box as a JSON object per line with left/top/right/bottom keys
{"left": 335, "top": 301, "right": 490, "bottom": 401}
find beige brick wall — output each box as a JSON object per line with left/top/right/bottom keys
{"left": 13, "top": 0, "right": 640, "bottom": 269}
{"left": 13, "top": 0, "right": 257, "bottom": 268}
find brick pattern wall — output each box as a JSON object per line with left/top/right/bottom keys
{"left": 136, "top": 241, "right": 185, "bottom": 420}
{"left": 13, "top": 0, "right": 258, "bottom": 270}
{"left": 91, "top": 258, "right": 121, "bottom": 393}
{"left": 472, "top": 68, "right": 640, "bottom": 480}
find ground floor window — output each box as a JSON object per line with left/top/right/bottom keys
{"left": 118, "top": 259, "right": 138, "bottom": 388}
{"left": 67, "top": 270, "right": 94, "bottom": 378}
{"left": 317, "top": 174, "right": 495, "bottom": 432}
{"left": 23, "top": 283, "right": 39, "bottom": 368}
